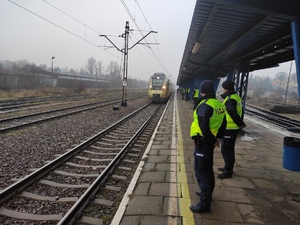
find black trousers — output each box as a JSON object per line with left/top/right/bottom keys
{"left": 193, "top": 141, "right": 215, "bottom": 207}
{"left": 221, "top": 129, "right": 239, "bottom": 173}
{"left": 185, "top": 93, "right": 189, "bottom": 101}
{"left": 193, "top": 98, "right": 198, "bottom": 109}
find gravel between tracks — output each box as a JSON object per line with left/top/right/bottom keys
{"left": 0, "top": 97, "right": 150, "bottom": 190}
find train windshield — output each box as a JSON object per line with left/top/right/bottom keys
{"left": 151, "top": 73, "right": 166, "bottom": 90}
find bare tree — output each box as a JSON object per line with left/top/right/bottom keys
{"left": 96, "top": 61, "right": 105, "bottom": 78}
{"left": 39, "top": 64, "right": 48, "bottom": 70}
{"left": 85, "top": 57, "right": 97, "bottom": 76}
{"left": 69, "top": 68, "right": 77, "bottom": 74}
{"left": 275, "top": 72, "right": 287, "bottom": 87}
{"left": 12, "top": 59, "right": 31, "bottom": 75}
{"left": 290, "top": 73, "right": 297, "bottom": 82}
{"left": 0, "top": 60, "right": 14, "bottom": 73}
{"left": 106, "top": 61, "right": 120, "bottom": 79}
{"left": 80, "top": 67, "right": 89, "bottom": 76}
{"left": 60, "top": 67, "right": 69, "bottom": 73}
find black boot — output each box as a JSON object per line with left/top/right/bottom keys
{"left": 189, "top": 204, "right": 211, "bottom": 213}
{"left": 217, "top": 172, "right": 232, "bottom": 179}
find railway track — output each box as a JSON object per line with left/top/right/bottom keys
{"left": 0, "top": 94, "right": 99, "bottom": 112}
{"left": 0, "top": 101, "right": 164, "bottom": 224}
{"left": 0, "top": 96, "right": 142, "bottom": 133}
{"left": 245, "top": 104, "right": 300, "bottom": 131}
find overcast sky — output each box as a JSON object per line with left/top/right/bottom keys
{"left": 0, "top": 0, "right": 297, "bottom": 83}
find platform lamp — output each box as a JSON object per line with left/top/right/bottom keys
{"left": 51, "top": 56, "right": 55, "bottom": 73}
{"left": 51, "top": 57, "right": 55, "bottom": 86}
{"left": 192, "top": 42, "right": 201, "bottom": 54}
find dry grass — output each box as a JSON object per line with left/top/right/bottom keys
{"left": 247, "top": 98, "right": 300, "bottom": 120}
{"left": 0, "top": 88, "right": 103, "bottom": 100}
{"left": 0, "top": 88, "right": 147, "bottom": 102}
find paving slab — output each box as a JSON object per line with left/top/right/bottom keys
{"left": 117, "top": 94, "right": 300, "bottom": 225}
{"left": 125, "top": 196, "right": 163, "bottom": 215}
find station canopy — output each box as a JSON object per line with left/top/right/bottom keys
{"left": 177, "top": 0, "right": 300, "bottom": 85}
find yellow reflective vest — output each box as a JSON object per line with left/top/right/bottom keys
{"left": 193, "top": 89, "right": 199, "bottom": 98}
{"left": 190, "top": 98, "right": 226, "bottom": 137}
{"left": 223, "top": 93, "right": 242, "bottom": 130}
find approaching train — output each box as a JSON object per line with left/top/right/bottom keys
{"left": 148, "top": 72, "right": 174, "bottom": 102}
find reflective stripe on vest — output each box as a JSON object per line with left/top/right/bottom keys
{"left": 190, "top": 98, "right": 226, "bottom": 137}
{"left": 223, "top": 93, "right": 242, "bottom": 130}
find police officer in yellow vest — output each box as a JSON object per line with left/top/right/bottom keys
{"left": 190, "top": 80, "right": 226, "bottom": 213}
{"left": 217, "top": 80, "right": 246, "bottom": 179}
{"left": 185, "top": 86, "right": 190, "bottom": 101}
{"left": 181, "top": 87, "right": 185, "bottom": 100}
{"left": 192, "top": 86, "right": 199, "bottom": 108}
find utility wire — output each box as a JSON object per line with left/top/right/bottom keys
{"left": 43, "top": 0, "right": 119, "bottom": 37}
{"left": 7, "top": 0, "right": 123, "bottom": 65}
{"left": 8, "top": 0, "right": 97, "bottom": 47}
{"left": 134, "top": 0, "right": 169, "bottom": 74}
{"left": 42, "top": 0, "right": 149, "bottom": 74}
{"left": 120, "top": 0, "right": 169, "bottom": 74}
{"left": 129, "top": 30, "right": 154, "bottom": 71}
{"left": 8, "top": 0, "right": 153, "bottom": 76}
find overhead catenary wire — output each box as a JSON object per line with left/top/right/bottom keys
{"left": 7, "top": 0, "right": 166, "bottom": 77}
{"left": 42, "top": 0, "right": 121, "bottom": 56}
{"left": 119, "top": 0, "right": 170, "bottom": 75}
{"left": 7, "top": 0, "right": 144, "bottom": 74}
{"left": 43, "top": 0, "right": 104, "bottom": 36}
{"left": 8, "top": 0, "right": 98, "bottom": 47}
{"left": 42, "top": 0, "right": 153, "bottom": 75}
{"left": 134, "top": 0, "right": 168, "bottom": 74}
{"left": 129, "top": 30, "right": 155, "bottom": 72}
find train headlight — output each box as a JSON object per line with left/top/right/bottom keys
{"left": 149, "top": 85, "right": 152, "bottom": 90}
{"left": 162, "top": 85, "right": 166, "bottom": 90}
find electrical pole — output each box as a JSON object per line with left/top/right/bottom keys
{"left": 100, "top": 21, "right": 157, "bottom": 107}
{"left": 121, "top": 21, "right": 129, "bottom": 106}
{"left": 284, "top": 62, "right": 293, "bottom": 104}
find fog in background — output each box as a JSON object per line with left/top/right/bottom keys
{"left": 0, "top": 0, "right": 297, "bottom": 83}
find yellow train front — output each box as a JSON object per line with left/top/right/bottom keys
{"left": 148, "top": 72, "right": 174, "bottom": 103}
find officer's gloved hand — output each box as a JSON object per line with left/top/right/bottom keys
{"left": 240, "top": 123, "right": 246, "bottom": 129}
{"left": 214, "top": 138, "right": 221, "bottom": 147}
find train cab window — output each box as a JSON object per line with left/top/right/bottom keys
{"left": 152, "top": 73, "right": 166, "bottom": 90}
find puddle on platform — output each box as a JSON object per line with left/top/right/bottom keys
{"left": 239, "top": 135, "right": 255, "bottom": 142}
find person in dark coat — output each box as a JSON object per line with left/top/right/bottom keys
{"left": 189, "top": 80, "right": 226, "bottom": 213}
{"left": 217, "top": 80, "right": 246, "bottom": 179}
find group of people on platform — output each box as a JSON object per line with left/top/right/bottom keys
{"left": 179, "top": 86, "right": 191, "bottom": 101}
{"left": 186, "top": 80, "right": 246, "bottom": 214}
{"left": 179, "top": 86, "right": 202, "bottom": 108}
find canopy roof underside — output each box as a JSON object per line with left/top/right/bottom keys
{"left": 177, "top": 0, "right": 300, "bottom": 85}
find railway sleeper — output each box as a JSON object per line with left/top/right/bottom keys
{"left": 0, "top": 208, "right": 104, "bottom": 225}
{"left": 75, "top": 216, "right": 103, "bottom": 225}
{"left": 131, "top": 148, "right": 142, "bottom": 152}
{"left": 16, "top": 191, "right": 114, "bottom": 207}
{"left": 83, "top": 150, "right": 118, "bottom": 156}
{"left": 0, "top": 208, "right": 63, "bottom": 222}
{"left": 13, "top": 178, "right": 122, "bottom": 192}
{"left": 74, "top": 156, "right": 112, "bottom": 162}
{"left": 90, "top": 146, "right": 120, "bottom": 151}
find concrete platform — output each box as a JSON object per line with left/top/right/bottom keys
{"left": 112, "top": 93, "right": 300, "bottom": 225}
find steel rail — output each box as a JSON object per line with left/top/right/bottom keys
{"left": 245, "top": 107, "right": 300, "bottom": 129}
{"left": 0, "top": 96, "right": 142, "bottom": 133}
{"left": 58, "top": 103, "right": 163, "bottom": 225}
{"left": 0, "top": 102, "right": 152, "bottom": 204}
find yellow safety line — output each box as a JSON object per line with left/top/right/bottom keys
{"left": 175, "top": 96, "right": 194, "bottom": 225}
